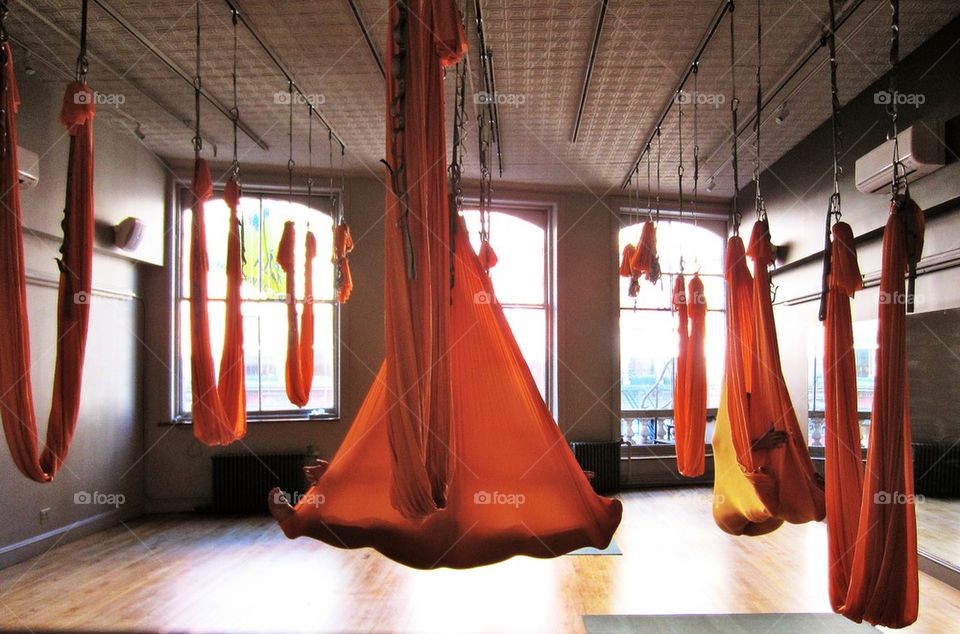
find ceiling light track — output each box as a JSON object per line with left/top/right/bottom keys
{"left": 571, "top": 0, "right": 608, "bottom": 144}
{"left": 619, "top": 0, "right": 732, "bottom": 190}
{"left": 84, "top": 0, "right": 269, "bottom": 151}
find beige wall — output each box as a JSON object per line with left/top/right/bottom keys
{"left": 1, "top": 67, "right": 166, "bottom": 566}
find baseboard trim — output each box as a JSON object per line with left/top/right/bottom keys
{"left": 919, "top": 550, "right": 960, "bottom": 590}
{"left": 145, "top": 497, "right": 209, "bottom": 514}
{"left": 0, "top": 508, "right": 136, "bottom": 569}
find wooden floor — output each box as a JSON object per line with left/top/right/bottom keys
{"left": 1, "top": 488, "right": 958, "bottom": 633}
{"left": 916, "top": 496, "right": 960, "bottom": 567}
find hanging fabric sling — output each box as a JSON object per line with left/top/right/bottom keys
{"left": 675, "top": 274, "right": 707, "bottom": 477}
{"left": 824, "top": 2, "right": 919, "bottom": 626}
{"left": 0, "top": 5, "right": 95, "bottom": 482}
{"left": 188, "top": 5, "right": 246, "bottom": 445}
{"left": 275, "top": 0, "right": 621, "bottom": 568}
{"left": 277, "top": 222, "right": 317, "bottom": 408}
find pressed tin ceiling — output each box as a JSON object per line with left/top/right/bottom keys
{"left": 8, "top": 0, "right": 960, "bottom": 198}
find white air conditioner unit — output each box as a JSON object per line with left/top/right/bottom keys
{"left": 855, "top": 122, "right": 944, "bottom": 194}
{"left": 17, "top": 145, "right": 40, "bottom": 189}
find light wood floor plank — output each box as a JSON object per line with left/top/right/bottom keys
{"left": 0, "top": 488, "right": 956, "bottom": 633}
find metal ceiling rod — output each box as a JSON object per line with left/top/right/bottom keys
{"left": 88, "top": 0, "right": 268, "bottom": 151}
{"left": 571, "top": 0, "right": 608, "bottom": 143}
{"left": 474, "top": 0, "right": 502, "bottom": 176}
{"left": 345, "top": 0, "right": 384, "bottom": 78}
{"left": 8, "top": 1, "right": 220, "bottom": 152}
{"left": 620, "top": 0, "right": 732, "bottom": 190}
{"left": 701, "top": 0, "right": 871, "bottom": 185}
{"left": 222, "top": 0, "right": 346, "bottom": 151}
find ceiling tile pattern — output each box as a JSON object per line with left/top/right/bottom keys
{"left": 7, "top": 0, "right": 959, "bottom": 199}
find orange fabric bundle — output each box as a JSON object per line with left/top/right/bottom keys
{"left": 829, "top": 202, "right": 921, "bottom": 628}
{"left": 188, "top": 160, "right": 247, "bottom": 445}
{"left": 619, "top": 244, "right": 636, "bottom": 277}
{"left": 676, "top": 273, "right": 707, "bottom": 476}
{"left": 672, "top": 274, "right": 689, "bottom": 465}
{"left": 712, "top": 221, "right": 825, "bottom": 535}
{"left": 333, "top": 222, "right": 354, "bottom": 303}
{"left": 478, "top": 240, "right": 498, "bottom": 270}
{"left": 277, "top": 222, "right": 317, "bottom": 408}
{"left": 630, "top": 220, "right": 660, "bottom": 282}
{"left": 276, "top": 0, "right": 621, "bottom": 568}
{"left": 0, "top": 67, "right": 96, "bottom": 481}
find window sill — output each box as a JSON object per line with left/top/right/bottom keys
{"left": 163, "top": 414, "right": 341, "bottom": 426}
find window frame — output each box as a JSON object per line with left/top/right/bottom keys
{"left": 174, "top": 186, "right": 341, "bottom": 423}
{"left": 461, "top": 200, "right": 557, "bottom": 414}
{"left": 616, "top": 209, "right": 728, "bottom": 450}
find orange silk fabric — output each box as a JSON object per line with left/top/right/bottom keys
{"left": 675, "top": 273, "right": 707, "bottom": 476}
{"left": 712, "top": 221, "right": 825, "bottom": 535}
{"left": 828, "top": 203, "right": 921, "bottom": 628}
{"left": 277, "top": 222, "right": 317, "bottom": 408}
{"left": 277, "top": 0, "right": 621, "bottom": 568}
{"left": 188, "top": 160, "right": 247, "bottom": 445}
{"left": 333, "top": 222, "right": 354, "bottom": 304}
{"left": 0, "top": 63, "right": 95, "bottom": 482}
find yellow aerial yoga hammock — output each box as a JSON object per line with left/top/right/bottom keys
{"left": 712, "top": 221, "right": 825, "bottom": 535}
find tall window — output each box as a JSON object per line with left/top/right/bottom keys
{"left": 462, "top": 207, "right": 554, "bottom": 407}
{"left": 619, "top": 218, "right": 726, "bottom": 445}
{"left": 178, "top": 192, "right": 339, "bottom": 419}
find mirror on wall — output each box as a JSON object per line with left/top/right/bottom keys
{"left": 807, "top": 311, "right": 960, "bottom": 571}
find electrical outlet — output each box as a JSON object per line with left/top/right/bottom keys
{"left": 39, "top": 507, "right": 51, "bottom": 525}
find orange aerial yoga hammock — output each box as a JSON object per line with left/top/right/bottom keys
{"left": 824, "top": 205, "right": 921, "bottom": 628}
{"left": 277, "top": 222, "right": 317, "bottom": 408}
{"left": 188, "top": 160, "right": 247, "bottom": 445}
{"left": 275, "top": 0, "right": 621, "bottom": 568}
{"left": 674, "top": 273, "right": 707, "bottom": 477}
{"left": 711, "top": 220, "right": 825, "bottom": 535}
{"left": 0, "top": 45, "right": 95, "bottom": 482}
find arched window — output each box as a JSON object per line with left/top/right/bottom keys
{"left": 462, "top": 207, "right": 554, "bottom": 408}
{"left": 178, "top": 193, "right": 339, "bottom": 419}
{"left": 619, "top": 218, "right": 726, "bottom": 446}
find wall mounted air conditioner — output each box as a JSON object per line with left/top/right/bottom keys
{"left": 855, "top": 122, "right": 944, "bottom": 194}
{"left": 17, "top": 145, "right": 39, "bottom": 189}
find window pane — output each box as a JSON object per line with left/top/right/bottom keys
{"left": 260, "top": 198, "right": 335, "bottom": 302}
{"left": 620, "top": 310, "right": 677, "bottom": 411}
{"left": 462, "top": 210, "right": 545, "bottom": 305}
{"left": 179, "top": 300, "right": 262, "bottom": 413}
{"left": 502, "top": 307, "right": 547, "bottom": 402}
{"left": 181, "top": 200, "right": 231, "bottom": 300}
{"left": 256, "top": 302, "right": 336, "bottom": 413}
